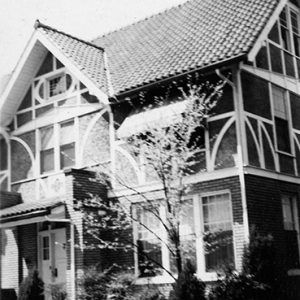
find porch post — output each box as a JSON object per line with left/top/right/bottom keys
{"left": 70, "top": 223, "right": 75, "bottom": 299}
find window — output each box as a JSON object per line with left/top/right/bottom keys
{"left": 282, "top": 195, "right": 298, "bottom": 230}
{"left": 40, "top": 126, "right": 55, "bottom": 173}
{"left": 48, "top": 74, "right": 66, "bottom": 98}
{"left": 136, "top": 205, "right": 162, "bottom": 277}
{"left": 42, "top": 236, "right": 50, "bottom": 260}
{"left": 133, "top": 192, "right": 234, "bottom": 278}
{"left": 40, "top": 119, "right": 75, "bottom": 174}
{"left": 272, "top": 85, "right": 291, "bottom": 153}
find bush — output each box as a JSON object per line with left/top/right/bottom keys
{"left": 169, "top": 260, "right": 206, "bottom": 300}
{"left": 208, "top": 269, "right": 267, "bottom": 300}
{"left": 138, "top": 288, "right": 166, "bottom": 300}
{"left": 209, "top": 229, "right": 284, "bottom": 300}
{"left": 78, "top": 265, "right": 135, "bottom": 300}
{"left": 18, "top": 269, "right": 44, "bottom": 300}
{"left": 107, "top": 272, "right": 135, "bottom": 300}
{"left": 48, "top": 283, "right": 67, "bottom": 300}
{"left": 77, "top": 265, "right": 114, "bottom": 300}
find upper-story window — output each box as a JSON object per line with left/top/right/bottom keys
{"left": 272, "top": 85, "right": 292, "bottom": 153}
{"left": 40, "top": 119, "right": 75, "bottom": 174}
{"left": 48, "top": 74, "right": 66, "bottom": 98}
{"left": 255, "top": 4, "right": 300, "bottom": 78}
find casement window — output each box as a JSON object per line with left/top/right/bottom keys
{"left": 282, "top": 195, "right": 298, "bottom": 230}
{"left": 40, "top": 119, "right": 75, "bottom": 174}
{"left": 272, "top": 85, "right": 292, "bottom": 153}
{"left": 134, "top": 192, "right": 234, "bottom": 278}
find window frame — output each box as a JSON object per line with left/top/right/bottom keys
{"left": 39, "top": 119, "right": 76, "bottom": 175}
{"left": 46, "top": 72, "right": 67, "bottom": 100}
{"left": 133, "top": 190, "right": 235, "bottom": 282}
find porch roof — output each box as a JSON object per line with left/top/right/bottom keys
{"left": 0, "top": 198, "right": 64, "bottom": 223}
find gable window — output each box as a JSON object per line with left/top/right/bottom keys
{"left": 272, "top": 85, "right": 291, "bottom": 153}
{"left": 48, "top": 74, "right": 66, "bottom": 98}
{"left": 133, "top": 191, "right": 234, "bottom": 278}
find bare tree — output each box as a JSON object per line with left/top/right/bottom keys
{"left": 80, "top": 78, "right": 225, "bottom": 279}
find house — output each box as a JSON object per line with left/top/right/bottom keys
{"left": 1, "top": 0, "right": 300, "bottom": 298}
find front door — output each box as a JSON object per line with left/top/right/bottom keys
{"left": 39, "top": 228, "right": 67, "bottom": 299}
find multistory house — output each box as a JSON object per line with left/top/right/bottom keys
{"left": 1, "top": 0, "right": 300, "bottom": 298}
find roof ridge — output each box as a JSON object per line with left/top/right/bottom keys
{"left": 34, "top": 19, "right": 105, "bottom": 52}
{"left": 91, "top": 0, "right": 189, "bottom": 41}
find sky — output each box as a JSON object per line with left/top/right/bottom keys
{"left": 0, "top": 0, "right": 186, "bottom": 83}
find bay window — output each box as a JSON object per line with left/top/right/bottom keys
{"left": 134, "top": 191, "right": 234, "bottom": 278}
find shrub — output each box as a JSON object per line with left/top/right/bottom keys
{"left": 77, "top": 265, "right": 114, "bottom": 300}
{"left": 138, "top": 288, "right": 166, "bottom": 300}
{"left": 48, "top": 283, "right": 67, "bottom": 300}
{"left": 18, "top": 269, "right": 44, "bottom": 300}
{"left": 78, "top": 265, "right": 135, "bottom": 300}
{"left": 107, "top": 272, "right": 135, "bottom": 300}
{"left": 208, "top": 269, "right": 267, "bottom": 300}
{"left": 169, "top": 260, "right": 206, "bottom": 300}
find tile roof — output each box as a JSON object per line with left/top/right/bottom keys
{"left": 36, "top": 21, "right": 109, "bottom": 94}
{"left": 93, "top": 0, "right": 280, "bottom": 94}
{"left": 36, "top": 0, "right": 281, "bottom": 96}
{"left": 0, "top": 198, "right": 63, "bottom": 220}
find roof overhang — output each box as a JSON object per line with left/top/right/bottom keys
{"left": 0, "top": 200, "right": 67, "bottom": 229}
{"left": 0, "top": 29, "right": 109, "bottom": 128}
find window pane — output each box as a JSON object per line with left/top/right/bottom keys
{"left": 272, "top": 85, "right": 287, "bottom": 119}
{"left": 60, "top": 120, "right": 74, "bottom": 145}
{"left": 49, "top": 75, "right": 66, "bottom": 97}
{"left": 42, "top": 236, "right": 50, "bottom": 260}
{"left": 275, "top": 117, "right": 291, "bottom": 153}
{"left": 270, "top": 44, "right": 283, "bottom": 74}
{"left": 41, "top": 148, "right": 54, "bottom": 173}
{"left": 136, "top": 207, "right": 162, "bottom": 277}
{"left": 202, "top": 193, "right": 234, "bottom": 272}
{"left": 0, "top": 138, "right": 8, "bottom": 170}
{"left": 60, "top": 142, "right": 75, "bottom": 169}
{"left": 268, "top": 22, "right": 280, "bottom": 44}
{"left": 282, "top": 196, "right": 295, "bottom": 230}
{"left": 40, "top": 126, "right": 54, "bottom": 150}
{"left": 284, "top": 51, "right": 295, "bottom": 77}
{"left": 256, "top": 46, "right": 269, "bottom": 70}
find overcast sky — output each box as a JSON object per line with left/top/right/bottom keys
{"left": 0, "top": 0, "right": 186, "bottom": 81}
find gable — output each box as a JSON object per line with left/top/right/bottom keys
{"left": 0, "top": 25, "right": 109, "bottom": 128}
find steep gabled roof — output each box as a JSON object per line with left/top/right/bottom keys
{"left": 36, "top": 22, "right": 109, "bottom": 94}
{"left": 93, "top": 0, "right": 281, "bottom": 95}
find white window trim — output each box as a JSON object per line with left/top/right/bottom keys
{"left": 133, "top": 190, "right": 235, "bottom": 282}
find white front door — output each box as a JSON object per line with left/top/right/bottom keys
{"left": 39, "top": 228, "right": 67, "bottom": 299}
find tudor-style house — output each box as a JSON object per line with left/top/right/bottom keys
{"left": 1, "top": 0, "right": 300, "bottom": 299}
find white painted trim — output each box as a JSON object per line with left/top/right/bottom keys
{"left": 244, "top": 117, "right": 262, "bottom": 167}
{"left": 248, "top": 0, "right": 288, "bottom": 61}
{"left": 244, "top": 111, "right": 273, "bottom": 125}
{"left": 0, "top": 215, "right": 48, "bottom": 229}
{"left": 77, "top": 107, "right": 108, "bottom": 166}
{"left": 244, "top": 166, "right": 300, "bottom": 184}
{"left": 70, "top": 223, "right": 76, "bottom": 300}
{"left": 209, "top": 111, "right": 234, "bottom": 122}
{"left": 210, "top": 116, "right": 235, "bottom": 169}
{"left": 109, "top": 167, "right": 239, "bottom": 198}
{"left": 114, "top": 145, "right": 144, "bottom": 186}
{"left": 10, "top": 136, "right": 36, "bottom": 176}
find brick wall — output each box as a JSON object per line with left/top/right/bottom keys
{"left": 18, "top": 224, "right": 38, "bottom": 282}
{"left": 245, "top": 174, "right": 300, "bottom": 272}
